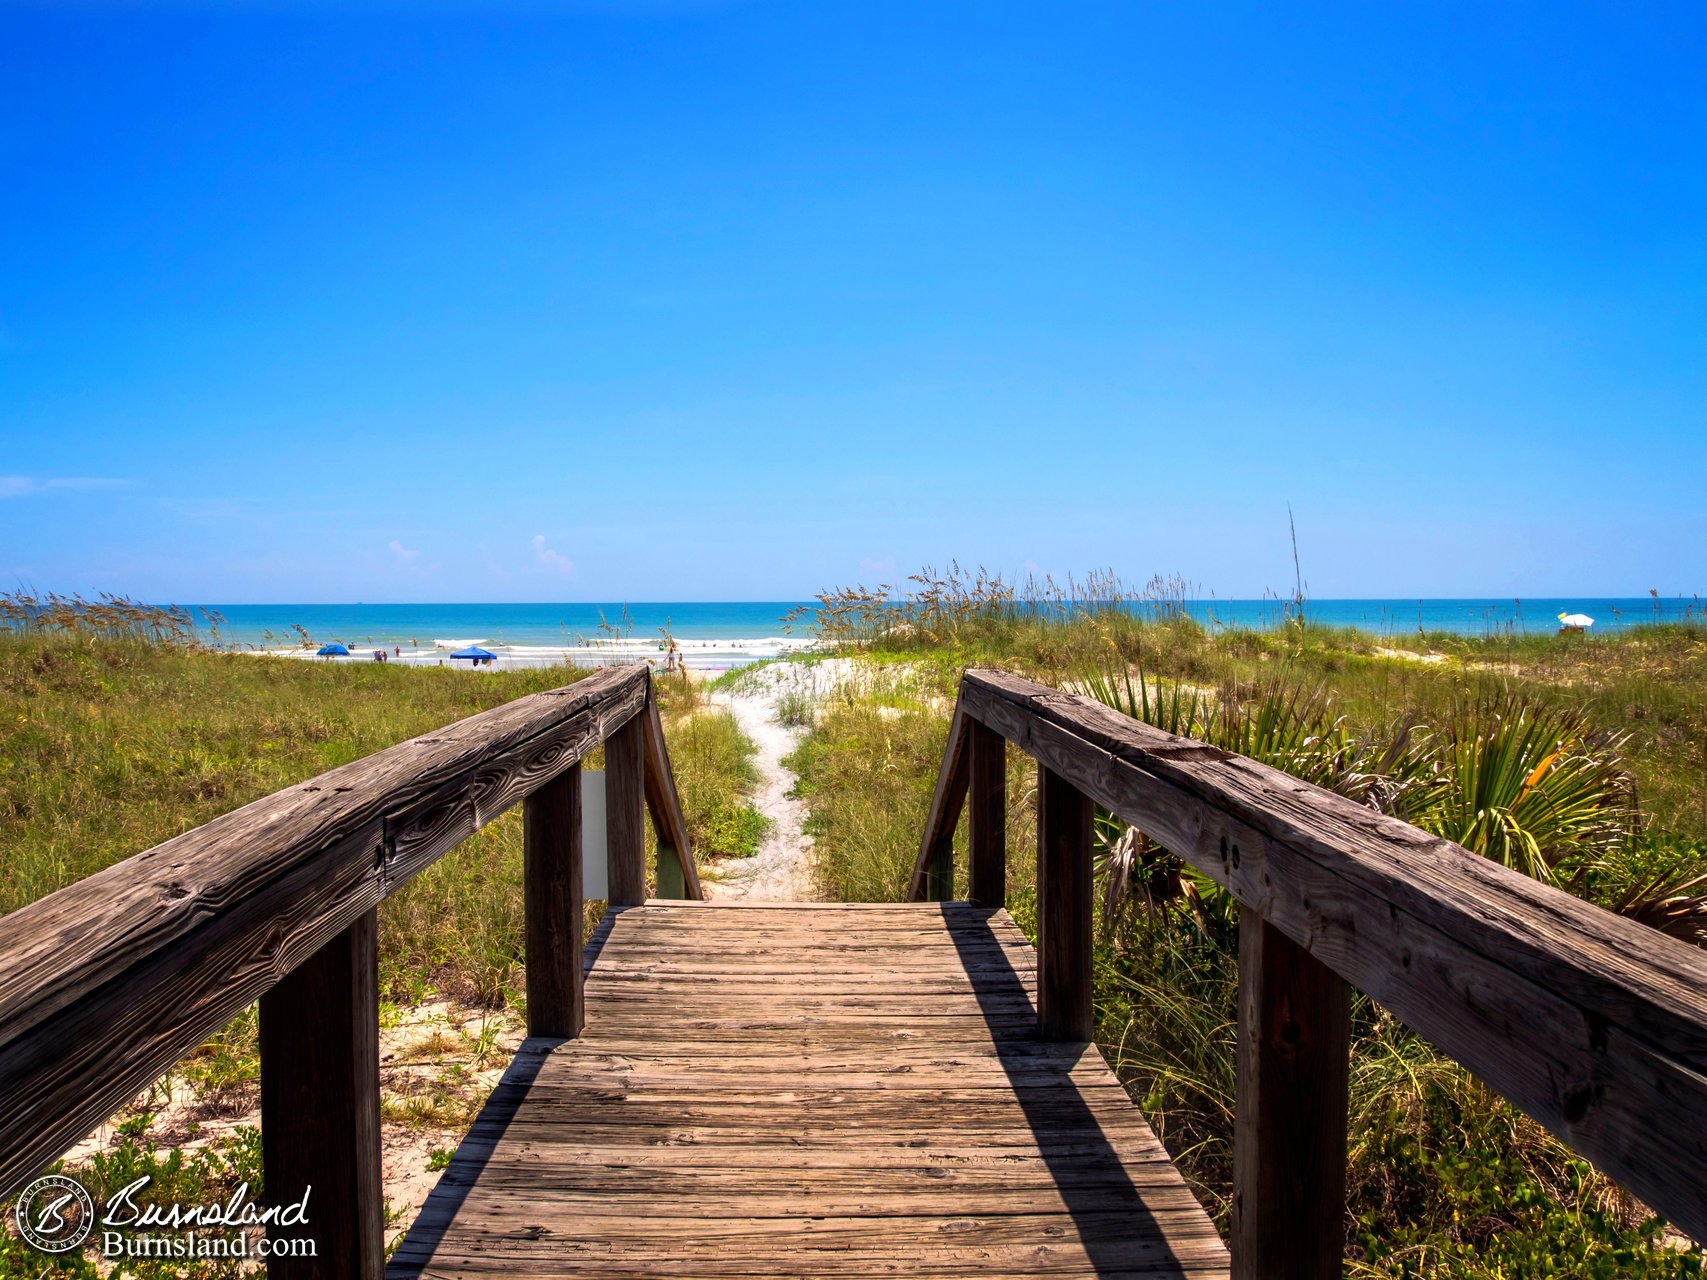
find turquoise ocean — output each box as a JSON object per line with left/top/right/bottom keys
{"left": 200, "top": 598, "right": 1702, "bottom": 651}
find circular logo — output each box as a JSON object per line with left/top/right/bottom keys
{"left": 14, "top": 1174, "right": 95, "bottom": 1254}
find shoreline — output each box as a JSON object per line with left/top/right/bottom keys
{"left": 245, "top": 635, "right": 818, "bottom": 672}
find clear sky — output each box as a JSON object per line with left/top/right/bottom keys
{"left": 2, "top": 1, "right": 1703, "bottom": 603}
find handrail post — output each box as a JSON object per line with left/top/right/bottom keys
{"left": 259, "top": 909, "right": 384, "bottom": 1279}
{"left": 525, "top": 762, "right": 584, "bottom": 1038}
{"left": 606, "top": 709, "right": 647, "bottom": 905}
{"left": 926, "top": 836, "right": 954, "bottom": 901}
{"left": 967, "top": 719, "right": 1006, "bottom": 907}
{"left": 1036, "top": 765, "right": 1092, "bottom": 1041}
{"left": 1232, "top": 906, "right": 1351, "bottom": 1280}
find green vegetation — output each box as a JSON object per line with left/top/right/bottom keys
{"left": 5, "top": 582, "right": 1705, "bottom": 1275}
{"left": 0, "top": 626, "right": 762, "bottom": 1003}
{"left": 787, "top": 568, "right": 1707, "bottom": 1277}
{"left": 663, "top": 687, "right": 770, "bottom": 858}
{"left": 0, "top": 1120, "right": 265, "bottom": 1278}
{"left": 0, "top": 608, "right": 768, "bottom": 1274}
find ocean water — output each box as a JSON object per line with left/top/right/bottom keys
{"left": 198, "top": 597, "right": 1702, "bottom": 653}
{"left": 202, "top": 601, "right": 810, "bottom": 649}
{"left": 1178, "top": 596, "right": 1702, "bottom": 636}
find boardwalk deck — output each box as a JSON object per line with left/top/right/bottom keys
{"left": 389, "top": 901, "right": 1230, "bottom": 1279}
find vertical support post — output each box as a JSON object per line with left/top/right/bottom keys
{"left": 656, "top": 842, "right": 686, "bottom": 900}
{"left": 967, "top": 720, "right": 1006, "bottom": 908}
{"left": 910, "top": 705, "right": 969, "bottom": 903}
{"left": 606, "top": 711, "right": 647, "bottom": 906}
{"left": 1232, "top": 906, "right": 1352, "bottom": 1280}
{"left": 525, "top": 762, "right": 584, "bottom": 1038}
{"left": 1036, "top": 765, "right": 1092, "bottom": 1041}
{"left": 926, "top": 835, "right": 954, "bottom": 901}
{"left": 260, "top": 909, "right": 383, "bottom": 1280}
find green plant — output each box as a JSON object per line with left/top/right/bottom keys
{"left": 1425, "top": 697, "right": 1634, "bottom": 882}
{"left": 698, "top": 800, "right": 769, "bottom": 858}
{"left": 774, "top": 688, "right": 815, "bottom": 728}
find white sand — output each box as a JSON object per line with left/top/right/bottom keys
{"left": 247, "top": 635, "right": 817, "bottom": 673}
{"left": 698, "top": 659, "right": 858, "bottom": 902}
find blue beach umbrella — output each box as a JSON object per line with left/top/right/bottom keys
{"left": 317, "top": 643, "right": 350, "bottom": 657}
{"left": 449, "top": 646, "right": 497, "bottom": 662}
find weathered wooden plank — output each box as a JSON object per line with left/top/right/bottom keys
{"left": 0, "top": 663, "right": 640, "bottom": 1035}
{"left": 958, "top": 668, "right": 1707, "bottom": 1240}
{"left": 605, "top": 710, "right": 647, "bottom": 906}
{"left": 525, "top": 763, "right": 584, "bottom": 1038}
{"left": 640, "top": 681, "right": 702, "bottom": 899}
{"left": 1037, "top": 766, "right": 1093, "bottom": 1042}
{"left": 261, "top": 909, "right": 384, "bottom": 1280}
{"left": 385, "top": 677, "right": 645, "bottom": 888}
{"left": 389, "top": 903, "right": 1227, "bottom": 1279}
{"left": 908, "top": 703, "right": 970, "bottom": 901}
{"left": 967, "top": 718, "right": 1007, "bottom": 907}
{"left": 1230, "top": 909, "right": 1349, "bottom": 1280}
{"left": 393, "top": 1212, "right": 1226, "bottom": 1263}
{"left": 0, "top": 825, "right": 381, "bottom": 1198}
{"left": 0, "top": 666, "right": 649, "bottom": 1198}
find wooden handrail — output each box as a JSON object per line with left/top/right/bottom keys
{"left": 908, "top": 703, "right": 970, "bottom": 901}
{"left": 641, "top": 686, "right": 702, "bottom": 900}
{"left": 913, "top": 667, "right": 1707, "bottom": 1259}
{"left": 0, "top": 664, "right": 701, "bottom": 1211}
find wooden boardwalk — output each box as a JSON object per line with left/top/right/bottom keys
{"left": 389, "top": 901, "right": 1230, "bottom": 1279}
{"left": 9, "top": 665, "right": 1706, "bottom": 1277}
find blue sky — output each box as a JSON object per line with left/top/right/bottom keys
{"left": 2, "top": 1, "right": 1703, "bottom": 602}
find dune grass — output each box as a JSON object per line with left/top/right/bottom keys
{"left": 5, "top": 584, "right": 1705, "bottom": 1276}
{"left": 786, "top": 573, "right": 1706, "bottom": 1277}
{"left": 0, "top": 629, "right": 772, "bottom": 1275}
{"left": 0, "top": 633, "right": 761, "bottom": 1008}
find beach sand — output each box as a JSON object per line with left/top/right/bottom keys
{"left": 247, "top": 634, "right": 817, "bottom": 673}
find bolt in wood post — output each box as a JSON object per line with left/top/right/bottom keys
{"left": 606, "top": 711, "right": 647, "bottom": 906}
{"left": 260, "top": 908, "right": 383, "bottom": 1280}
{"left": 1037, "top": 765, "right": 1093, "bottom": 1041}
{"left": 967, "top": 720, "right": 1006, "bottom": 908}
{"left": 524, "top": 762, "right": 584, "bottom": 1039}
{"left": 1232, "top": 905, "right": 1352, "bottom": 1280}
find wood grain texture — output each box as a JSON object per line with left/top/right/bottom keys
{"left": 261, "top": 910, "right": 384, "bottom": 1280}
{"left": 0, "top": 666, "right": 648, "bottom": 1197}
{"left": 1037, "top": 766, "right": 1093, "bottom": 1043}
{"left": 909, "top": 704, "right": 970, "bottom": 902}
{"left": 525, "top": 764, "right": 584, "bottom": 1039}
{"left": 957, "top": 667, "right": 1707, "bottom": 1242}
{"left": 641, "top": 683, "right": 703, "bottom": 900}
{"left": 1231, "top": 908, "right": 1350, "bottom": 1280}
{"left": 388, "top": 902, "right": 1228, "bottom": 1279}
{"left": 967, "top": 718, "right": 1007, "bottom": 908}
{"left": 605, "top": 711, "right": 647, "bottom": 906}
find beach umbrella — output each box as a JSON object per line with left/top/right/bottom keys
{"left": 1558, "top": 612, "right": 1594, "bottom": 628}
{"left": 317, "top": 643, "right": 350, "bottom": 657}
{"left": 449, "top": 646, "right": 497, "bottom": 662}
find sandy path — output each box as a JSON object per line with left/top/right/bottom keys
{"left": 701, "top": 668, "right": 826, "bottom": 902}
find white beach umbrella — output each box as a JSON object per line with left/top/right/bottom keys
{"left": 1558, "top": 612, "right": 1594, "bottom": 628}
